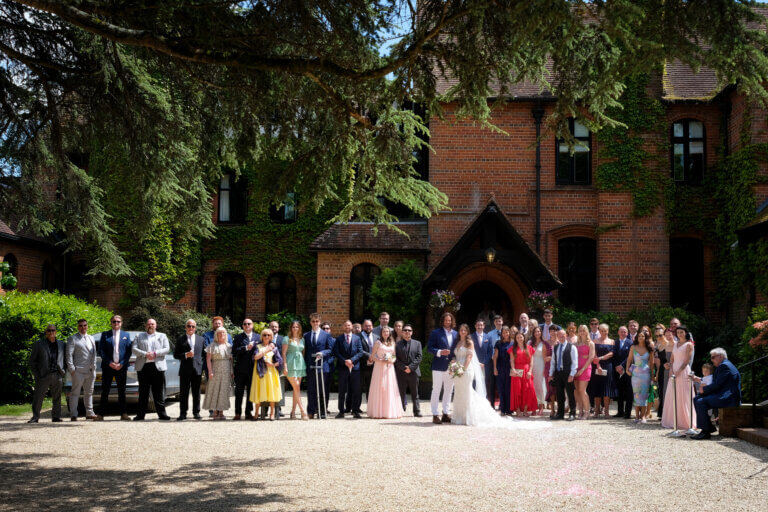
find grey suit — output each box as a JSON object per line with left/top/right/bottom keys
{"left": 132, "top": 331, "right": 170, "bottom": 418}
{"left": 29, "top": 337, "right": 66, "bottom": 421}
{"left": 66, "top": 333, "right": 97, "bottom": 418}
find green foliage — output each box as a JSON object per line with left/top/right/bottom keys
{"left": 369, "top": 260, "right": 426, "bottom": 323}
{"left": 738, "top": 306, "right": 768, "bottom": 403}
{"left": 0, "top": 315, "right": 37, "bottom": 404}
{"left": 266, "top": 311, "right": 310, "bottom": 337}
{"left": 0, "top": 261, "right": 17, "bottom": 289}
{"left": 596, "top": 73, "right": 668, "bottom": 217}
{"left": 420, "top": 347, "right": 433, "bottom": 382}
{"left": 555, "top": 308, "right": 622, "bottom": 334}
{"left": 0, "top": 290, "right": 115, "bottom": 404}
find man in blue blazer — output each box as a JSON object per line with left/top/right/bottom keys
{"left": 97, "top": 315, "right": 133, "bottom": 420}
{"left": 303, "top": 313, "right": 335, "bottom": 418}
{"left": 692, "top": 347, "right": 742, "bottom": 439}
{"left": 472, "top": 318, "right": 495, "bottom": 405}
{"left": 333, "top": 320, "right": 364, "bottom": 418}
{"left": 427, "top": 312, "right": 458, "bottom": 424}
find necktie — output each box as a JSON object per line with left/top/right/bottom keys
{"left": 113, "top": 332, "right": 119, "bottom": 363}
{"left": 558, "top": 344, "right": 564, "bottom": 371}
{"left": 189, "top": 336, "right": 193, "bottom": 352}
{"left": 346, "top": 334, "right": 350, "bottom": 344}
{"left": 312, "top": 331, "right": 317, "bottom": 346}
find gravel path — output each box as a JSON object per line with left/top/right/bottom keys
{"left": 1, "top": 394, "right": 766, "bottom": 511}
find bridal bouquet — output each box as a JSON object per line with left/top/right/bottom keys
{"left": 383, "top": 352, "right": 396, "bottom": 363}
{"left": 448, "top": 361, "right": 464, "bottom": 378}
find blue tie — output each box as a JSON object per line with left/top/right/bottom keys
{"left": 312, "top": 331, "right": 317, "bottom": 347}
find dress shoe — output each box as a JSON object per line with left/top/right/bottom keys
{"left": 352, "top": 412, "right": 362, "bottom": 419}
{"left": 193, "top": 414, "right": 203, "bottom": 420}
{"left": 552, "top": 415, "right": 564, "bottom": 421}
{"left": 433, "top": 415, "right": 442, "bottom": 424}
{"left": 51, "top": 418, "right": 62, "bottom": 423}
{"left": 623, "top": 414, "right": 631, "bottom": 420}
{"left": 133, "top": 416, "right": 145, "bottom": 421}
{"left": 245, "top": 414, "right": 253, "bottom": 420}
{"left": 612, "top": 412, "right": 623, "bottom": 418}
{"left": 567, "top": 414, "right": 576, "bottom": 421}
{"left": 158, "top": 414, "right": 171, "bottom": 421}
{"left": 691, "top": 431, "right": 712, "bottom": 440}
{"left": 120, "top": 414, "right": 131, "bottom": 421}
{"left": 177, "top": 416, "right": 186, "bottom": 421}
{"left": 88, "top": 415, "right": 103, "bottom": 421}
{"left": 335, "top": 412, "right": 345, "bottom": 419}
{"left": 233, "top": 415, "right": 241, "bottom": 421}
{"left": 414, "top": 412, "right": 422, "bottom": 417}
{"left": 27, "top": 418, "right": 38, "bottom": 424}
{"left": 70, "top": 417, "right": 78, "bottom": 422}
{"left": 441, "top": 414, "right": 451, "bottom": 423}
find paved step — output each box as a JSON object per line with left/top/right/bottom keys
{"left": 736, "top": 427, "right": 768, "bottom": 448}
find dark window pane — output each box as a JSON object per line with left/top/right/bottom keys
{"left": 556, "top": 120, "right": 591, "bottom": 185}
{"left": 266, "top": 272, "right": 297, "bottom": 314}
{"left": 349, "top": 264, "right": 381, "bottom": 323}
{"left": 671, "top": 120, "right": 705, "bottom": 184}
{"left": 215, "top": 272, "right": 246, "bottom": 324}
{"left": 558, "top": 238, "right": 597, "bottom": 312}
{"left": 669, "top": 238, "right": 704, "bottom": 314}
{"left": 573, "top": 149, "right": 589, "bottom": 184}
{"left": 218, "top": 173, "right": 247, "bottom": 223}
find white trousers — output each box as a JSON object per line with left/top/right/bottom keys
{"left": 69, "top": 370, "right": 95, "bottom": 417}
{"left": 430, "top": 370, "right": 454, "bottom": 416}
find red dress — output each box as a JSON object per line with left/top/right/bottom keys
{"left": 508, "top": 345, "right": 539, "bottom": 412}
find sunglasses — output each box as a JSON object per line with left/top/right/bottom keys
{"left": 46, "top": 329, "right": 56, "bottom": 333}
{"left": 403, "top": 329, "right": 413, "bottom": 332}
{"left": 186, "top": 325, "right": 196, "bottom": 328}
{"left": 111, "top": 320, "right": 122, "bottom": 324}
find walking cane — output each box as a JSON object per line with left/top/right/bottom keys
{"left": 313, "top": 353, "right": 327, "bottom": 420}
{"left": 685, "top": 371, "right": 699, "bottom": 436}
{"left": 669, "top": 372, "right": 685, "bottom": 437}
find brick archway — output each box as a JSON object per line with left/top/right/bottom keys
{"left": 448, "top": 262, "right": 528, "bottom": 323}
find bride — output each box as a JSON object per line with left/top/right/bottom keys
{"left": 452, "top": 324, "right": 545, "bottom": 430}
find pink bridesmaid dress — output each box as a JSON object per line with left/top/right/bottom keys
{"left": 661, "top": 341, "right": 697, "bottom": 430}
{"left": 367, "top": 342, "right": 404, "bottom": 419}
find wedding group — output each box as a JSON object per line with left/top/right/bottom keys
{"left": 27, "top": 309, "right": 741, "bottom": 436}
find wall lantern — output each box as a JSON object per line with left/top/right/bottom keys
{"left": 485, "top": 247, "right": 497, "bottom": 264}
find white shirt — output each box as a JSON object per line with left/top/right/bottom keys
{"left": 542, "top": 323, "right": 552, "bottom": 341}
{"left": 444, "top": 329, "right": 453, "bottom": 347}
{"left": 475, "top": 331, "right": 485, "bottom": 347}
{"left": 113, "top": 330, "right": 120, "bottom": 362}
{"left": 188, "top": 335, "right": 194, "bottom": 352}
{"left": 590, "top": 330, "right": 600, "bottom": 340}
{"left": 549, "top": 342, "right": 579, "bottom": 377}
{"left": 146, "top": 332, "right": 157, "bottom": 352}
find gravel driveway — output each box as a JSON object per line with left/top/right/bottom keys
{"left": 1, "top": 394, "right": 766, "bottom": 511}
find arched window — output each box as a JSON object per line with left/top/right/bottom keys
{"left": 266, "top": 272, "right": 297, "bottom": 315}
{"left": 556, "top": 119, "right": 591, "bottom": 185}
{"left": 2, "top": 253, "right": 18, "bottom": 290}
{"left": 558, "top": 237, "right": 597, "bottom": 312}
{"left": 670, "top": 237, "right": 705, "bottom": 313}
{"left": 218, "top": 173, "right": 248, "bottom": 223}
{"left": 350, "top": 263, "right": 381, "bottom": 323}
{"left": 671, "top": 119, "right": 705, "bottom": 184}
{"left": 215, "top": 272, "right": 246, "bottom": 323}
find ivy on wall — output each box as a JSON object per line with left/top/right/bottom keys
{"left": 597, "top": 73, "right": 768, "bottom": 307}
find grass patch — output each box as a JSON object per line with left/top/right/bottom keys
{"left": 0, "top": 394, "right": 66, "bottom": 416}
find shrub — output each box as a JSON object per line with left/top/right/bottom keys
{"left": 369, "top": 260, "right": 425, "bottom": 324}
{"left": 420, "top": 347, "right": 433, "bottom": 382}
{"left": 126, "top": 296, "right": 187, "bottom": 341}
{"left": 0, "top": 290, "right": 115, "bottom": 404}
{"left": 266, "top": 310, "right": 309, "bottom": 335}
{"left": 0, "top": 315, "right": 37, "bottom": 403}
{"left": 738, "top": 306, "right": 768, "bottom": 403}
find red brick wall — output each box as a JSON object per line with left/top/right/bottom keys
{"left": 0, "top": 242, "right": 58, "bottom": 293}
{"left": 316, "top": 252, "right": 426, "bottom": 330}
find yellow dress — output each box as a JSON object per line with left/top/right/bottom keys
{"left": 249, "top": 344, "right": 282, "bottom": 403}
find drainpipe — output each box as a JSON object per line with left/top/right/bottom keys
{"left": 533, "top": 104, "right": 544, "bottom": 253}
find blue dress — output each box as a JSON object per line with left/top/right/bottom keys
{"left": 588, "top": 342, "right": 617, "bottom": 399}
{"left": 495, "top": 341, "right": 512, "bottom": 414}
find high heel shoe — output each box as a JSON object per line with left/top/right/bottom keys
{"left": 301, "top": 413, "right": 309, "bottom": 420}
{"left": 290, "top": 412, "right": 296, "bottom": 420}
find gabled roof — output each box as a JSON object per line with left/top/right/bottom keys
{"left": 0, "top": 218, "right": 58, "bottom": 247}
{"left": 736, "top": 199, "right": 768, "bottom": 245}
{"left": 309, "top": 222, "right": 430, "bottom": 253}
{"left": 424, "top": 200, "right": 561, "bottom": 290}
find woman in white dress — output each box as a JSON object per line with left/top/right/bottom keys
{"left": 529, "top": 326, "right": 549, "bottom": 416}
{"left": 451, "top": 324, "right": 546, "bottom": 430}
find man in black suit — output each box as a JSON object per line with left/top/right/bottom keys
{"left": 395, "top": 324, "right": 423, "bottom": 417}
{"left": 173, "top": 319, "right": 205, "bottom": 420}
{"left": 232, "top": 318, "right": 259, "bottom": 420}
{"left": 549, "top": 329, "right": 577, "bottom": 421}
{"left": 333, "top": 320, "right": 364, "bottom": 418}
{"left": 28, "top": 324, "right": 66, "bottom": 423}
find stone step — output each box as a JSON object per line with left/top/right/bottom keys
{"left": 736, "top": 427, "right": 768, "bottom": 448}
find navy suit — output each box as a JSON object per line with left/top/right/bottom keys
{"left": 472, "top": 331, "right": 496, "bottom": 406}
{"left": 98, "top": 330, "right": 133, "bottom": 415}
{"left": 304, "top": 330, "right": 334, "bottom": 416}
{"left": 694, "top": 359, "right": 741, "bottom": 433}
{"left": 427, "top": 328, "right": 458, "bottom": 416}
{"left": 334, "top": 333, "right": 364, "bottom": 414}
{"left": 613, "top": 337, "right": 633, "bottom": 417}
{"left": 232, "top": 331, "right": 260, "bottom": 417}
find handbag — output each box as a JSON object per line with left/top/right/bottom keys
{"left": 595, "top": 367, "right": 607, "bottom": 377}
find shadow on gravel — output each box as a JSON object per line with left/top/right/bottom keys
{"left": 0, "top": 453, "right": 293, "bottom": 511}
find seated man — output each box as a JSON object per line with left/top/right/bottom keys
{"left": 691, "top": 347, "right": 741, "bottom": 440}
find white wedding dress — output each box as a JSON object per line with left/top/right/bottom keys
{"left": 451, "top": 346, "right": 546, "bottom": 430}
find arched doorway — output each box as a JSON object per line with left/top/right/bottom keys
{"left": 447, "top": 262, "right": 528, "bottom": 326}
{"left": 456, "top": 280, "right": 513, "bottom": 328}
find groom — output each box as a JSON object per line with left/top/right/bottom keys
{"left": 427, "top": 312, "right": 458, "bottom": 424}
